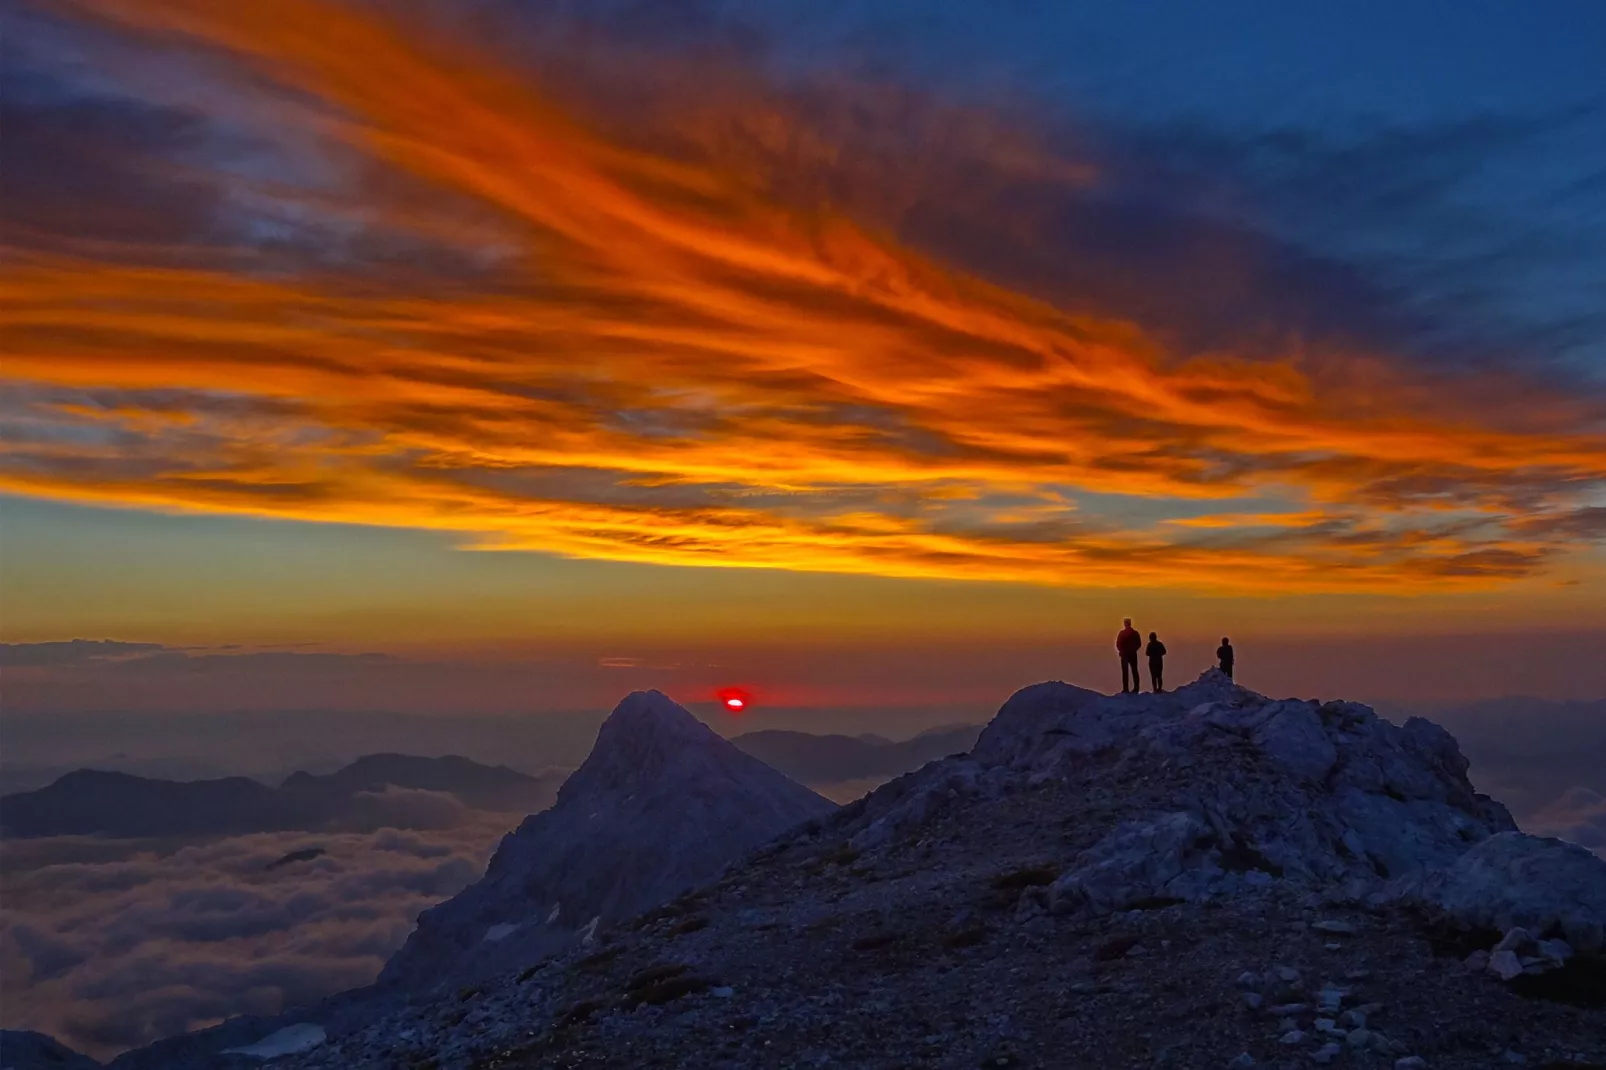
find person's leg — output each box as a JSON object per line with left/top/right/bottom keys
{"left": 1120, "top": 656, "right": 1130, "bottom": 692}
{"left": 1123, "top": 655, "right": 1137, "bottom": 693}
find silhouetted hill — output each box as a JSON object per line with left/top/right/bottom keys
{"left": 0, "top": 755, "right": 562, "bottom": 839}
{"left": 729, "top": 724, "right": 980, "bottom": 784}
{"left": 0, "top": 1029, "right": 102, "bottom": 1070}
{"left": 0, "top": 770, "right": 286, "bottom": 838}
{"left": 278, "top": 753, "right": 556, "bottom": 813}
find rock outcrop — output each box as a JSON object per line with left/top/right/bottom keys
{"left": 1408, "top": 831, "right": 1606, "bottom": 952}
{"left": 378, "top": 690, "right": 834, "bottom": 991}
{"left": 842, "top": 672, "right": 1532, "bottom": 914}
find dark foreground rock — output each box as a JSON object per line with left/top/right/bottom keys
{"left": 267, "top": 674, "right": 1605, "bottom": 1070}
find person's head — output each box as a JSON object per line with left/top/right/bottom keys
{"left": 1148, "top": 631, "right": 1157, "bottom": 640}
{"left": 1123, "top": 617, "right": 1132, "bottom": 627}
{"left": 1221, "top": 637, "right": 1230, "bottom": 645}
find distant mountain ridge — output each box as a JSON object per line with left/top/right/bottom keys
{"left": 729, "top": 724, "right": 981, "bottom": 785}
{"left": 0, "top": 754, "right": 563, "bottom": 839}
{"left": 278, "top": 753, "right": 558, "bottom": 813}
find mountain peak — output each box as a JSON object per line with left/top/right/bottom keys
{"left": 378, "top": 689, "right": 832, "bottom": 990}
{"left": 555, "top": 690, "right": 737, "bottom": 802}
{"left": 597, "top": 689, "right": 711, "bottom": 746}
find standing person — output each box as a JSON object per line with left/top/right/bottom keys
{"left": 1217, "top": 637, "right": 1235, "bottom": 679}
{"left": 1146, "top": 631, "right": 1167, "bottom": 692}
{"left": 1116, "top": 618, "right": 1142, "bottom": 694}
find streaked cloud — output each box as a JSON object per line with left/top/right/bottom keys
{"left": 0, "top": 639, "right": 166, "bottom": 667}
{"left": 1, "top": 0, "right": 1603, "bottom": 593}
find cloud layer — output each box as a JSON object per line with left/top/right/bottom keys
{"left": 1, "top": 0, "right": 1603, "bottom": 593}
{"left": 0, "top": 813, "right": 513, "bottom": 1059}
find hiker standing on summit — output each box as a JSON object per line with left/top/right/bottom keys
{"left": 1116, "top": 618, "right": 1143, "bottom": 694}
{"left": 1145, "top": 631, "right": 1167, "bottom": 692}
{"left": 1217, "top": 637, "right": 1235, "bottom": 679}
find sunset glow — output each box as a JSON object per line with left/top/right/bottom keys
{"left": 2, "top": 0, "right": 1602, "bottom": 602}
{"left": 1, "top": 0, "right": 1603, "bottom": 718}
{"left": 5, "top": 8, "right": 1606, "bottom": 1062}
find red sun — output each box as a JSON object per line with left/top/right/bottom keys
{"left": 716, "top": 687, "right": 751, "bottom": 715}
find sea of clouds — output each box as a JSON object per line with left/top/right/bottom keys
{"left": 0, "top": 803, "right": 518, "bottom": 1061}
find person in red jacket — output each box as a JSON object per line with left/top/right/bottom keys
{"left": 1116, "top": 618, "right": 1142, "bottom": 693}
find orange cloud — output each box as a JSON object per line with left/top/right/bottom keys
{"left": 2, "top": 0, "right": 1604, "bottom": 593}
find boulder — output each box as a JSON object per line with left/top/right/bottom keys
{"left": 1413, "top": 832, "right": 1606, "bottom": 953}
{"left": 1048, "top": 812, "right": 1217, "bottom": 915}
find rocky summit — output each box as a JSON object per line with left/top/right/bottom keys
{"left": 269, "top": 673, "right": 1606, "bottom": 1070}
{"left": 378, "top": 690, "right": 836, "bottom": 992}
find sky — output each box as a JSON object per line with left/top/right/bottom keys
{"left": 2, "top": 0, "right": 1605, "bottom": 715}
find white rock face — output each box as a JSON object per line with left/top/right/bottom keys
{"left": 379, "top": 690, "right": 834, "bottom": 990}
{"left": 852, "top": 669, "right": 1604, "bottom": 936}
{"left": 954, "top": 672, "right": 1521, "bottom": 908}
{"left": 1408, "top": 830, "right": 1606, "bottom": 952}
{"left": 1048, "top": 812, "right": 1215, "bottom": 914}
{"left": 221, "top": 1023, "right": 327, "bottom": 1059}
{"left": 871, "top": 672, "right": 1604, "bottom": 946}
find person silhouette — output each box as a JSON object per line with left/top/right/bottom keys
{"left": 1216, "top": 637, "right": 1235, "bottom": 679}
{"left": 1145, "top": 631, "right": 1167, "bottom": 692}
{"left": 1116, "top": 618, "right": 1142, "bottom": 694}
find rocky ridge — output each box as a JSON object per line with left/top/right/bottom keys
{"left": 274, "top": 672, "right": 1606, "bottom": 1069}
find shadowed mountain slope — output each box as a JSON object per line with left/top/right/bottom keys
{"left": 376, "top": 690, "right": 835, "bottom": 991}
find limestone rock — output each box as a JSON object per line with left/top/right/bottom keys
{"left": 1048, "top": 812, "right": 1216, "bottom": 915}
{"left": 961, "top": 674, "right": 1516, "bottom": 896}
{"left": 1412, "top": 832, "right": 1606, "bottom": 953}
{"left": 1489, "top": 949, "right": 1524, "bottom": 981}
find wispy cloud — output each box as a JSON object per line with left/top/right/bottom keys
{"left": 1, "top": 0, "right": 1603, "bottom": 592}
{"left": 0, "top": 640, "right": 392, "bottom": 670}
{"left": 0, "top": 639, "right": 167, "bottom": 667}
